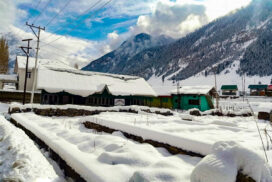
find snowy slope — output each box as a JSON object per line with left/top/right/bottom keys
{"left": 148, "top": 60, "right": 272, "bottom": 95}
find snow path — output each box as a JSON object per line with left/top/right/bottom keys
{"left": 11, "top": 113, "right": 201, "bottom": 182}
{"left": 0, "top": 115, "right": 64, "bottom": 182}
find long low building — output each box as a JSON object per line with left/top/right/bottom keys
{"left": 37, "top": 66, "right": 157, "bottom": 106}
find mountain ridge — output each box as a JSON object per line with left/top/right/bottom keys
{"left": 82, "top": 0, "right": 272, "bottom": 82}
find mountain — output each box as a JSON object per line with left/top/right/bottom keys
{"left": 82, "top": 33, "right": 174, "bottom": 73}
{"left": 82, "top": 0, "right": 272, "bottom": 83}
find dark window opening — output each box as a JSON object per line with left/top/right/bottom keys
{"left": 189, "top": 99, "right": 200, "bottom": 105}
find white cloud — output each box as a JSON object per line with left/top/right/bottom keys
{"left": 10, "top": 26, "right": 109, "bottom": 68}
{"left": 0, "top": 0, "right": 16, "bottom": 32}
{"left": 132, "top": 0, "right": 252, "bottom": 38}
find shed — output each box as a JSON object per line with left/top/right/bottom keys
{"left": 248, "top": 84, "right": 268, "bottom": 96}
{"left": 221, "top": 85, "right": 238, "bottom": 96}
{"left": 0, "top": 74, "right": 18, "bottom": 90}
{"left": 37, "top": 67, "right": 157, "bottom": 106}
{"left": 171, "top": 85, "right": 217, "bottom": 111}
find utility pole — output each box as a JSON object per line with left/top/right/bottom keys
{"left": 26, "top": 22, "right": 45, "bottom": 104}
{"left": 213, "top": 67, "right": 219, "bottom": 109}
{"left": 20, "top": 39, "right": 32, "bottom": 105}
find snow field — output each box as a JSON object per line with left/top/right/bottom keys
{"left": 11, "top": 112, "right": 201, "bottom": 182}
{"left": 81, "top": 111, "right": 271, "bottom": 157}
{"left": 0, "top": 115, "right": 64, "bottom": 182}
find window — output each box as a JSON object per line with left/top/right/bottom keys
{"left": 27, "top": 72, "right": 31, "bottom": 78}
{"left": 189, "top": 99, "right": 200, "bottom": 105}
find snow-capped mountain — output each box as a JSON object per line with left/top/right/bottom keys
{"left": 82, "top": 0, "right": 272, "bottom": 87}
{"left": 82, "top": 33, "right": 174, "bottom": 73}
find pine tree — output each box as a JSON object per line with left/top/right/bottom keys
{"left": 0, "top": 37, "right": 9, "bottom": 74}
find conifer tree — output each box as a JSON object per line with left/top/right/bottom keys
{"left": 0, "top": 37, "right": 9, "bottom": 74}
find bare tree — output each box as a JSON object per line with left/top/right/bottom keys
{"left": 0, "top": 36, "right": 9, "bottom": 74}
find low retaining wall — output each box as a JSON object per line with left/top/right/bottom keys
{"left": 0, "top": 90, "right": 40, "bottom": 103}
{"left": 258, "top": 111, "right": 272, "bottom": 122}
{"left": 190, "top": 109, "right": 252, "bottom": 117}
{"left": 9, "top": 105, "right": 173, "bottom": 117}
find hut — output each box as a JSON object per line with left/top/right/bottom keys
{"left": 171, "top": 85, "right": 217, "bottom": 111}
{"left": 36, "top": 66, "right": 157, "bottom": 106}
{"left": 248, "top": 85, "right": 268, "bottom": 96}
{"left": 0, "top": 74, "right": 18, "bottom": 90}
{"left": 221, "top": 85, "right": 238, "bottom": 96}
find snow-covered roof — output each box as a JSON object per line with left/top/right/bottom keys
{"left": 37, "top": 67, "right": 157, "bottom": 97}
{"left": 0, "top": 74, "right": 17, "bottom": 82}
{"left": 171, "top": 85, "right": 215, "bottom": 95}
{"left": 16, "top": 56, "right": 73, "bottom": 70}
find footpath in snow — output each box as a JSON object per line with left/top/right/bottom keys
{"left": 11, "top": 112, "right": 201, "bottom": 182}
{"left": 0, "top": 115, "right": 64, "bottom": 182}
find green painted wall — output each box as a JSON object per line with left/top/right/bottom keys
{"left": 172, "top": 94, "right": 213, "bottom": 111}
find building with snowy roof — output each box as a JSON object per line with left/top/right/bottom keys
{"left": 171, "top": 85, "right": 217, "bottom": 111}
{"left": 248, "top": 84, "right": 268, "bottom": 96}
{"left": 36, "top": 66, "right": 157, "bottom": 106}
{"left": 14, "top": 56, "right": 72, "bottom": 91}
{"left": 0, "top": 74, "right": 18, "bottom": 90}
{"left": 221, "top": 85, "right": 238, "bottom": 96}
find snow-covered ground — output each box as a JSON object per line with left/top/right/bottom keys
{"left": 79, "top": 111, "right": 272, "bottom": 157}
{"left": 219, "top": 97, "right": 272, "bottom": 113}
{"left": 7, "top": 97, "right": 272, "bottom": 181}
{"left": 11, "top": 112, "right": 201, "bottom": 182}
{"left": 0, "top": 115, "right": 64, "bottom": 182}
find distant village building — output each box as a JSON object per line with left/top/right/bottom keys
{"left": 171, "top": 86, "right": 217, "bottom": 111}
{"left": 248, "top": 84, "right": 268, "bottom": 96}
{"left": 36, "top": 66, "right": 157, "bottom": 106}
{"left": 267, "top": 85, "right": 272, "bottom": 96}
{"left": 221, "top": 85, "right": 238, "bottom": 96}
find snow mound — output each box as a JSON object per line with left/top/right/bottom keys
{"left": 191, "top": 141, "right": 272, "bottom": 182}
{"left": 0, "top": 116, "right": 64, "bottom": 182}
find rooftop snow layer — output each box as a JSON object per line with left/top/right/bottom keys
{"left": 36, "top": 67, "right": 157, "bottom": 97}
{"left": 171, "top": 85, "right": 214, "bottom": 95}
{"left": 16, "top": 56, "right": 73, "bottom": 70}
{"left": 0, "top": 74, "right": 17, "bottom": 81}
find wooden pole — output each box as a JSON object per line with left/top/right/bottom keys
{"left": 20, "top": 39, "right": 32, "bottom": 105}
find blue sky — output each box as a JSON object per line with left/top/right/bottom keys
{"left": 15, "top": 0, "right": 154, "bottom": 41}
{"left": 0, "top": 0, "right": 252, "bottom": 67}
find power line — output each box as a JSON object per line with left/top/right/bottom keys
{"left": 33, "top": 0, "right": 42, "bottom": 10}
{"left": 32, "top": 0, "right": 53, "bottom": 24}
{"left": 41, "top": 0, "right": 112, "bottom": 47}
{"left": 45, "top": 0, "right": 74, "bottom": 27}
{"left": 41, "top": 0, "right": 101, "bottom": 42}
